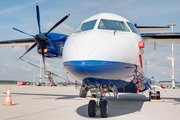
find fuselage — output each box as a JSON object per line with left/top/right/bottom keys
{"left": 62, "top": 13, "right": 148, "bottom": 92}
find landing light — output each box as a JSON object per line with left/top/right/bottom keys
{"left": 38, "top": 48, "right": 48, "bottom": 53}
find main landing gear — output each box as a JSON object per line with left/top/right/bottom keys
{"left": 149, "top": 87, "right": 161, "bottom": 101}
{"left": 88, "top": 84, "right": 109, "bottom": 118}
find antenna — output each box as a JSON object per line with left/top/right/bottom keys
{"left": 168, "top": 22, "right": 176, "bottom": 89}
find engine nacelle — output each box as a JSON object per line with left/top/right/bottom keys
{"left": 37, "top": 44, "right": 63, "bottom": 58}
{"left": 37, "top": 33, "right": 67, "bottom": 58}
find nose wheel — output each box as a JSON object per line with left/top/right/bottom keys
{"left": 88, "top": 100, "right": 96, "bottom": 117}
{"left": 86, "top": 84, "right": 112, "bottom": 118}
{"left": 88, "top": 100, "right": 108, "bottom": 118}
{"left": 100, "top": 100, "right": 108, "bottom": 118}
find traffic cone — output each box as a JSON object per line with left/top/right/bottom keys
{"left": 3, "top": 86, "right": 13, "bottom": 106}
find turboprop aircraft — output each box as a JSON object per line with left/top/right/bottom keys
{"left": 0, "top": 3, "right": 180, "bottom": 118}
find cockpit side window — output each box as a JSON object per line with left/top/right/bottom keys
{"left": 74, "top": 20, "right": 97, "bottom": 33}
{"left": 127, "top": 22, "right": 140, "bottom": 35}
{"left": 98, "top": 19, "right": 129, "bottom": 31}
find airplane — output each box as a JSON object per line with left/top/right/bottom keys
{"left": 0, "top": 3, "right": 180, "bottom": 118}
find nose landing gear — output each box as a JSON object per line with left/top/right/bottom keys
{"left": 88, "top": 84, "right": 110, "bottom": 118}
{"left": 88, "top": 99, "right": 108, "bottom": 118}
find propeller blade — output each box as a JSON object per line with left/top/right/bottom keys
{"left": 36, "top": 3, "right": 41, "bottom": 33}
{"left": 41, "top": 45, "right": 46, "bottom": 69}
{"left": 21, "top": 58, "right": 43, "bottom": 69}
{"left": 19, "top": 42, "right": 37, "bottom": 60}
{"left": 20, "top": 58, "right": 74, "bottom": 82}
{"left": 51, "top": 72, "right": 64, "bottom": 80}
{"left": 12, "top": 27, "right": 34, "bottom": 37}
{"left": 45, "top": 14, "right": 70, "bottom": 35}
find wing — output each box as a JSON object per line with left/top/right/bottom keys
{"left": 141, "top": 33, "right": 180, "bottom": 44}
{"left": 0, "top": 38, "right": 35, "bottom": 50}
{"left": 136, "top": 25, "right": 170, "bottom": 32}
{"left": 135, "top": 25, "right": 180, "bottom": 44}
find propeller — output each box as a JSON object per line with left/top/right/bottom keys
{"left": 12, "top": 3, "right": 70, "bottom": 70}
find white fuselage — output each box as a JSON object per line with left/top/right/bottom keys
{"left": 62, "top": 13, "right": 143, "bottom": 83}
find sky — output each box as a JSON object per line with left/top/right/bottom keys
{"left": 0, "top": 0, "right": 180, "bottom": 83}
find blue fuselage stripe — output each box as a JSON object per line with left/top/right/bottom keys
{"left": 63, "top": 60, "right": 138, "bottom": 87}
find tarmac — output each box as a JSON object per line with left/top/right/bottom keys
{"left": 0, "top": 85, "right": 180, "bottom": 120}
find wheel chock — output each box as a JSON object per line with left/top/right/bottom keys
{"left": 88, "top": 98, "right": 98, "bottom": 101}
{"left": 150, "top": 99, "right": 162, "bottom": 102}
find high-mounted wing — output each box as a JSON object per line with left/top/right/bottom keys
{"left": 141, "top": 33, "right": 180, "bottom": 44}
{"left": 136, "top": 25, "right": 170, "bottom": 32}
{"left": 0, "top": 38, "right": 35, "bottom": 47}
{"left": 135, "top": 25, "right": 180, "bottom": 44}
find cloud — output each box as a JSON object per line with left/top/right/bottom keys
{"left": 147, "top": 62, "right": 170, "bottom": 76}
{"left": 147, "top": 53, "right": 157, "bottom": 60}
{"left": 4, "top": 63, "right": 10, "bottom": 67}
{"left": 14, "top": 65, "right": 32, "bottom": 72}
{"left": 44, "top": 21, "right": 74, "bottom": 35}
{"left": 166, "top": 56, "right": 172, "bottom": 60}
{"left": 0, "top": 4, "right": 33, "bottom": 16}
{"left": 166, "top": 56, "right": 176, "bottom": 60}
{"left": 29, "top": 55, "right": 41, "bottom": 62}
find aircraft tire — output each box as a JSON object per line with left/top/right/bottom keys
{"left": 149, "top": 91, "right": 152, "bottom": 101}
{"left": 156, "top": 91, "right": 160, "bottom": 99}
{"left": 88, "top": 100, "right": 96, "bottom": 117}
{"left": 100, "top": 100, "right": 108, "bottom": 118}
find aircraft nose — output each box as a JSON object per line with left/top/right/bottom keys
{"left": 63, "top": 60, "right": 135, "bottom": 82}
{"left": 62, "top": 32, "right": 105, "bottom": 61}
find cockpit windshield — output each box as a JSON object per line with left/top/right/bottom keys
{"left": 127, "top": 22, "right": 140, "bottom": 35}
{"left": 74, "top": 20, "right": 97, "bottom": 33}
{"left": 98, "top": 19, "right": 129, "bottom": 31}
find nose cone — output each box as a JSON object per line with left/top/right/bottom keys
{"left": 63, "top": 30, "right": 140, "bottom": 82}
{"left": 63, "top": 30, "right": 140, "bottom": 64}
